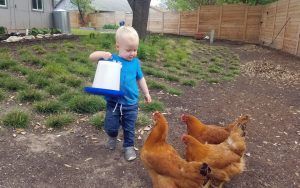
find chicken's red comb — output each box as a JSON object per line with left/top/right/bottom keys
{"left": 152, "top": 111, "right": 162, "bottom": 121}
{"left": 181, "top": 114, "right": 188, "bottom": 122}
{"left": 181, "top": 134, "right": 188, "bottom": 141}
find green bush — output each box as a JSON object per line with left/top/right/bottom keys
{"left": 2, "top": 110, "right": 30, "bottom": 128}
{"left": 46, "top": 113, "right": 74, "bottom": 128}
{"left": 50, "top": 28, "right": 61, "bottom": 34}
{"left": 0, "top": 26, "right": 7, "bottom": 35}
{"left": 30, "top": 28, "right": 50, "bottom": 36}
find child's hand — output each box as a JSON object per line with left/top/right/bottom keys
{"left": 103, "top": 52, "right": 112, "bottom": 60}
{"left": 144, "top": 94, "right": 152, "bottom": 103}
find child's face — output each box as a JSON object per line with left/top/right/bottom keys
{"left": 116, "top": 36, "right": 138, "bottom": 61}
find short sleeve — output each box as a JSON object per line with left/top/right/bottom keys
{"left": 136, "top": 60, "right": 144, "bottom": 80}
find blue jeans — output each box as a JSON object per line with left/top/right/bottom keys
{"left": 104, "top": 101, "right": 138, "bottom": 148}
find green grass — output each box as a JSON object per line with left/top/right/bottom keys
{"left": 2, "top": 110, "right": 30, "bottom": 128}
{"left": 147, "top": 80, "right": 167, "bottom": 90}
{"left": 166, "top": 87, "right": 182, "bottom": 95}
{"left": 31, "top": 45, "right": 46, "bottom": 54}
{"left": 0, "top": 33, "right": 242, "bottom": 130}
{"left": 45, "top": 83, "right": 69, "bottom": 96}
{"left": 0, "top": 89, "right": 6, "bottom": 101}
{"left": 58, "top": 75, "right": 83, "bottom": 87}
{"left": 33, "top": 100, "right": 63, "bottom": 114}
{"left": 89, "top": 112, "right": 105, "bottom": 129}
{"left": 18, "top": 89, "right": 45, "bottom": 102}
{"left": 182, "top": 79, "right": 196, "bottom": 87}
{"left": 9, "top": 65, "right": 32, "bottom": 75}
{"left": 71, "top": 29, "right": 100, "bottom": 36}
{"left": 0, "top": 76, "right": 28, "bottom": 91}
{"left": 0, "top": 59, "right": 17, "bottom": 69}
{"left": 46, "top": 113, "right": 74, "bottom": 128}
{"left": 140, "top": 100, "right": 164, "bottom": 112}
{"left": 27, "top": 72, "right": 50, "bottom": 88}
{"left": 68, "top": 95, "right": 106, "bottom": 114}
{"left": 136, "top": 112, "right": 151, "bottom": 127}
{"left": 147, "top": 80, "right": 182, "bottom": 96}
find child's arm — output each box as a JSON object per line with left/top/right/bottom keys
{"left": 89, "top": 51, "right": 112, "bottom": 63}
{"left": 138, "top": 78, "right": 152, "bottom": 103}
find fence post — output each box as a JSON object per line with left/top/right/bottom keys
{"left": 196, "top": 6, "right": 200, "bottom": 34}
{"left": 271, "top": 1, "right": 279, "bottom": 45}
{"left": 258, "top": 5, "right": 264, "bottom": 43}
{"left": 218, "top": 5, "right": 223, "bottom": 38}
{"left": 295, "top": 24, "right": 300, "bottom": 55}
{"left": 243, "top": 5, "right": 249, "bottom": 41}
{"left": 178, "top": 12, "right": 181, "bottom": 35}
{"left": 282, "top": 0, "right": 291, "bottom": 51}
{"left": 162, "top": 12, "right": 164, "bottom": 34}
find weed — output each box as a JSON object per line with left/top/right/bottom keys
{"left": 140, "top": 100, "right": 164, "bottom": 112}
{"left": 90, "top": 112, "right": 105, "bottom": 129}
{"left": 46, "top": 113, "right": 74, "bottom": 128}
{"left": 33, "top": 100, "right": 63, "bottom": 114}
{"left": 68, "top": 95, "right": 106, "bottom": 114}
{"left": 2, "top": 110, "right": 30, "bottom": 128}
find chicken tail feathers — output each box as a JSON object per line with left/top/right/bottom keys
{"left": 200, "top": 163, "right": 211, "bottom": 176}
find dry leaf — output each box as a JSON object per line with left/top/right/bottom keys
{"left": 85, "top": 158, "right": 93, "bottom": 162}
{"left": 64, "top": 164, "right": 72, "bottom": 168}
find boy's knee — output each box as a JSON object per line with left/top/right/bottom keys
{"left": 105, "top": 128, "right": 119, "bottom": 137}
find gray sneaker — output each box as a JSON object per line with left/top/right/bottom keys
{"left": 124, "top": 146, "right": 136, "bottom": 161}
{"left": 106, "top": 136, "right": 117, "bottom": 150}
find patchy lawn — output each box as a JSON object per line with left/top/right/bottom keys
{"left": 0, "top": 34, "right": 299, "bottom": 188}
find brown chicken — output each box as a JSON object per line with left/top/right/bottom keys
{"left": 181, "top": 123, "right": 246, "bottom": 188}
{"left": 141, "top": 112, "right": 211, "bottom": 188}
{"left": 181, "top": 114, "right": 249, "bottom": 144}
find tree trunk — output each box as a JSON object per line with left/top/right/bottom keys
{"left": 77, "top": 6, "right": 85, "bottom": 25}
{"left": 128, "top": 0, "right": 151, "bottom": 39}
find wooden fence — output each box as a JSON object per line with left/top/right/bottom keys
{"left": 69, "top": 1, "right": 300, "bottom": 57}
{"left": 147, "top": 2, "right": 300, "bottom": 57}
{"left": 260, "top": 0, "right": 300, "bottom": 56}
{"left": 148, "top": 5, "right": 263, "bottom": 43}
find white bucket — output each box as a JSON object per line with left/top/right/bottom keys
{"left": 92, "top": 60, "right": 122, "bottom": 91}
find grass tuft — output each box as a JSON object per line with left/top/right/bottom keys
{"left": 18, "top": 89, "right": 45, "bottom": 102}
{"left": 33, "top": 100, "right": 63, "bottom": 114}
{"left": 2, "top": 110, "right": 30, "bottom": 128}
{"left": 140, "top": 100, "right": 164, "bottom": 112}
{"left": 89, "top": 112, "right": 105, "bottom": 129}
{"left": 68, "top": 95, "right": 106, "bottom": 114}
{"left": 46, "top": 113, "right": 74, "bottom": 128}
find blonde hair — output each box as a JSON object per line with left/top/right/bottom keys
{"left": 115, "top": 26, "right": 139, "bottom": 44}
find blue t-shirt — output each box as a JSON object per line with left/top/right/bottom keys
{"left": 104, "top": 53, "right": 144, "bottom": 105}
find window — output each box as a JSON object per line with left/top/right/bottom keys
{"left": 32, "top": 0, "right": 43, "bottom": 11}
{"left": 0, "top": 0, "right": 7, "bottom": 7}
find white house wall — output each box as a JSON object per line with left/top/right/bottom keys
{"left": 0, "top": 0, "right": 53, "bottom": 32}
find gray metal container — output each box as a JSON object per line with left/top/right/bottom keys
{"left": 53, "top": 9, "right": 71, "bottom": 34}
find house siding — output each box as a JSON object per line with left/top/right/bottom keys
{"left": 0, "top": 0, "right": 53, "bottom": 32}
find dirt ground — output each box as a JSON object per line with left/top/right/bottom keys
{"left": 0, "top": 40, "right": 299, "bottom": 188}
